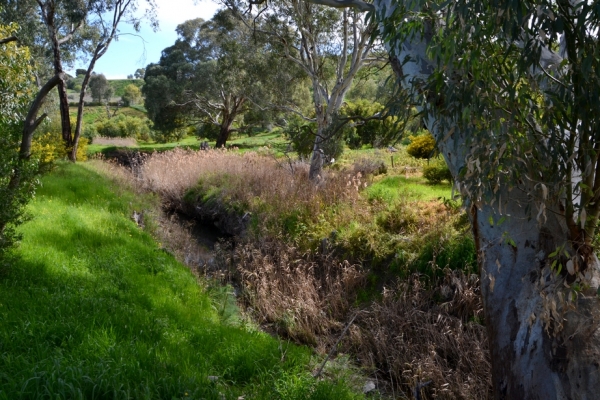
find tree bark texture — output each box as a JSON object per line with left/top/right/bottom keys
{"left": 41, "top": 1, "right": 73, "bottom": 157}
{"left": 373, "top": 0, "right": 600, "bottom": 397}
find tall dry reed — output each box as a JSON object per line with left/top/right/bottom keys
{"left": 90, "top": 149, "right": 490, "bottom": 399}
{"left": 222, "top": 239, "right": 491, "bottom": 399}
{"left": 137, "top": 148, "right": 365, "bottom": 237}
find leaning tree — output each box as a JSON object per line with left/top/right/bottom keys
{"left": 247, "top": 0, "right": 600, "bottom": 397}
{"left": 2, "top": 0, "right": 156, "bottom": 161}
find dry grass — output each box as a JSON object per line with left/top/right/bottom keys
{"left": 137, "top": 148, "right": 364, "bottom": 237}
{"left": 351, "top": 271, "right": 490, "bottom": 399}
{"left": 230, "top": 240, "right": 366, "bottom": 348}
{"left": 220, "top": 238, "right": 490, "bottom": 399}
{"left": 92, "top": 136, "right": 138, "bottom": 147}
{"left": 89, "top": 149, "right": 490, "bottom": 399}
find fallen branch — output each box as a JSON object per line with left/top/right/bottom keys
{"left": 313, "top": 313, "right": 357, "bottom": 378}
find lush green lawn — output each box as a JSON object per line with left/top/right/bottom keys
{"left": 0, "top": 163, "right": 362, "bottom": 399}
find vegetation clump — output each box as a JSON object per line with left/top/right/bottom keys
{"left": 423, "top": 158, "right": 453, "bottom": 184}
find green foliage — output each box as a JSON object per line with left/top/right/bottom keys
{"left": 196, "top": 122, "right": 221, "bottom": 141}
{"left": 94, "top": 114, "right": 150, "bottom": 140}
{"left": 341, "top": 100, "right": 399, "bottom": 149}
{"left": 423, "top": 158, "right": 452, "bottom": 184}
{"left": 0, "top": 162, "right": 361, "bottom": 399}
{"left": 121, "top": 83, "right": 142, "bottom": 106}
{"left": 0, "top": 22, "right": 37, "bottom": 256}
{"left": 143, "top": 10, "right": 302, "bottom": 146}
{"left": 285, "top": 115, "right": 317, "bottom": 158}
{"left": 134, "top": 67, "right": 145, "bottom": 79}
{"left": 406, "top": 132, "right": 436, "bottom": 159}
{"left": 88, "top": 73, "right": 110, "bottom": 103}
{"left": 109, "top": 79, "right": 143, "bottom": 97}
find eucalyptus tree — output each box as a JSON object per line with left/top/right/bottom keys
{"left": 229, "top": 0, "right": 379, "bottom": 179}
{"left": 144, "top": 10, "right": 300, "bottom": 147}
{"left": 244, "top": 0, "right": 600, "bottom": 396}
{"left": 1, "top": 0, "right": 156, "bottom": 161}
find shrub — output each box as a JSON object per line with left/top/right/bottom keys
{"left": 31, "top": 132, "right": 89, "bottom": 165}
{"left": 406, "top": 132, "right": 437, "bottom": 159}
{"left": 423, "top": 158, "right": 453, "bottom": 184}
{"left": 95, "top": 114, "right": 150, "bottom": 140}
{"left": 151, "top": 127, "right": 187, "bottom": 143}
{"left": 0, "top": 23, "right": 37, "bottom": 255}
{"left": 341, "top": 100, "right": 399, "bottom": 149}
{"left": 195, "top": 123, "right": 220, "bottom": 141}
{"left": 285, "top": 115, "right": 345, "bottom": 162}
{"left": 285, "top": 115, "right": 317, "bottom": 158}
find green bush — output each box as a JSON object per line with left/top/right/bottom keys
{"left": 196, "top": 123, "right": 221, "bottom": 141}
{"left": 285, "top": 115, "right": 317, "bottom": 158}
{"left": 340, "top": 100, "right": 399, "bottom": 149}
{"left": 423, "top": 158, "right": 453, "bottom": 184}
{"left": 95, "top": 114, "right": 150, "bottom": 140}
{"left": 406, "top": 132, "right": 437, "bottom": 159}
{"left": 285, "top": 115, "right": 345, "bottom": 161}
{"left": 150, "top": 127, "right": 187, "bottom": 143}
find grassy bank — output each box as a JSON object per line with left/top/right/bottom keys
{"left": 0, "top": 162, "right": 362, "bottom": 399}
{"left": 128, "top": 147, "right": 489, "bottom": 398}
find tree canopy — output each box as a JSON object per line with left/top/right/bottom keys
{"left": 230, "top": 0, "right": 380, "bottom": 178}
{"left": 0, "top": 22, "right": 37, "bottom": 255}
{"left": 144, "top": 9, "right": 302, "bottom": 146}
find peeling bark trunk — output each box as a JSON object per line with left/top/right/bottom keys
{"left": 373, "top": 0, "right": 600, "bottom": 396}
{"left": 472, "top": 192, "right": 600, "bottom": 399}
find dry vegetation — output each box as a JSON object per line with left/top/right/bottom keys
{"left": 91, "top": 147, "right": 491, "bottom": 399}
{"left": 91, "top": 136, "right": 138, "bottom": 146}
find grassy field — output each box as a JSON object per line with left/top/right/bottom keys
{"left": 68, "top": 105, "right": 147, "bottom": 127}
{"left": 0, "top": 162, "right": 363, "bottom": 399}
{"left": 109, "top": 79, "right": 143, "bottom": 97}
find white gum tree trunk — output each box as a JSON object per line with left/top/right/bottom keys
{"left": 372, "top": 0, "right": 600, "bottom": 397}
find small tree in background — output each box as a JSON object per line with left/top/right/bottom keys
{"left": 122, "top": 84, "right": 141, "bottom": 106}
{"left": 134, "top": 68, "right": 145, "bottom": 79}
{"left": 103, "top": 85, "right": 114, "bottom": 104}
{"left": 89, "top": 74, "right": 109, "bottom": 103}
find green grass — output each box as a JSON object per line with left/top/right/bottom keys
{"left": 366, "top": 175, "right": 453, "bottom": 203}
{"left": 109, "top": 79, "right": 143, "bottom": 97}
{"left": 138, "top": 136, "right": 200, "bottom": 151}
{"left": 69, "top": 106, "right": 147, "bottom": 127}
{"left": 227, "top": 131, "right": 289, "bottom": 154}
{"left": 0, "top": 162, "right": 362, "bottom": 400}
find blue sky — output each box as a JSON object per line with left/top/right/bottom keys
{"left": 67, "top": 0, "right": 219, "bottom": 79}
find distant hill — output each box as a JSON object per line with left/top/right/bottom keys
{"left": 66, "top": 77, "right": 144, "bottom": 105}
{"left": 109, "top": 79, "right": 144, "bottom": 97}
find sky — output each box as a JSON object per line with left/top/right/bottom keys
{"left": 67, "top": 0, "right": 220, "bottom": 79}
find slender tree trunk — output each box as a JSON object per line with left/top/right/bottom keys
{"left": 52, "top": 50, "right": 72, "bottom": 156}
{"left": 46, "top": 12, "right": 73, "bottom": 159}
{"left": 373, "top": 0, "right": 600, "bottom": 396}
{"left": 308, "top": 105, "right": 330, "bottom": 180}
{"left": 72, "top": 54, "right": 101, "bottom": 161}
